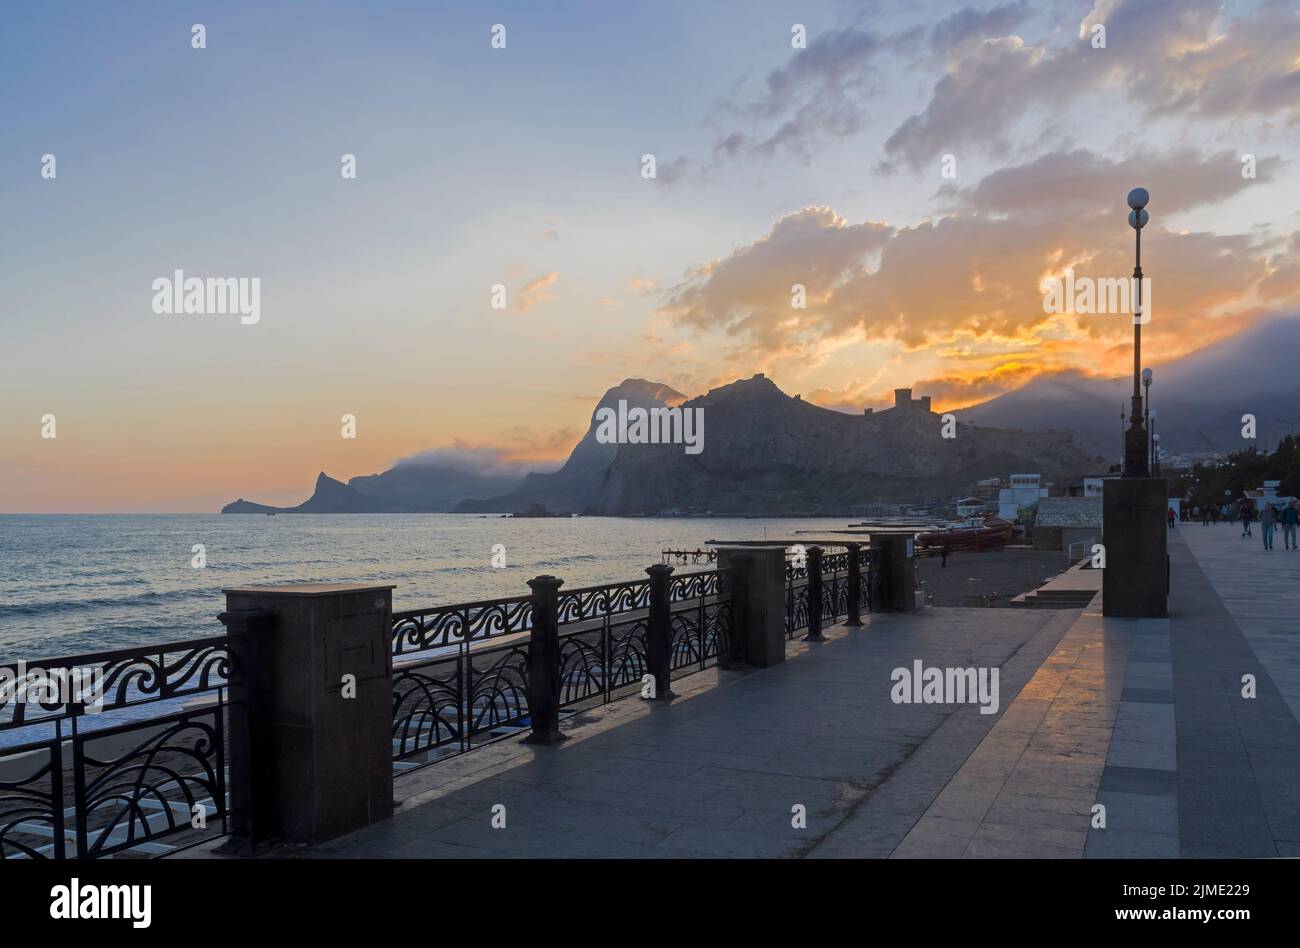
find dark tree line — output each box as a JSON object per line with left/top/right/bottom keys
{"left": 1183, "top": 436, "right": 1300, "bottom": 510}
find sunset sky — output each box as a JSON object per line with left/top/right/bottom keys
{"left": 2, "top": 0, "right": 1298, "bottom": 512}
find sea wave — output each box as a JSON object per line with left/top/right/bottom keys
{"left": 0, "top": 587, "right": 211, "bottom": 619}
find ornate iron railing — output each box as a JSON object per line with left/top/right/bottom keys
{"left": 785, "top": 545, "right": 881, "bottom": 637}
{"left": 391, "top": 568, "right": 733, "bottom": 771}
{"left": 392, "top": 594, "right": 533, "bottom": 655}
{"left": 0, "top": 637, "right": 232, "bottom": 860}
{"left": 667, "top": 569, "right": 732, "bottom": 671}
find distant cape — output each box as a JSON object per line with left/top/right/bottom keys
{"left": 222, "top": 472, "right": 400, "bottom": 514}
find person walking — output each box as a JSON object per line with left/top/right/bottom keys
{"left": 1201, "top": 505, "right": 1211, "bottom": 526}
{"left": 1282, "top": 501, "right": 1298, "bottom": 551}
{"left": 1261, "top": 503, "right": 1276, "bottom": 551}
{"left": 1167, "top": 506, "right": 1176, "bottom": 529}
{"left": 1241, "top": 502, "right": 1254, "bottom": 538}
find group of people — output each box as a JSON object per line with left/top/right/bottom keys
{"left": 1227, "top": 500, "right": 1300, "bottom": 551}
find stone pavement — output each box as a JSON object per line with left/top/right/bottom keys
{"left": 297, "top": 607, "right": 1077, "bottom": 858}
{"left": 289, "top": 527, "right": 1300, "bottom": 858}
{"left": 1168, "top": 525, "right": 1300, "bottom": 857}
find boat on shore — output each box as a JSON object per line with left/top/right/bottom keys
{"left": 916, "top": 513, "right": 1015, "bottom": 551}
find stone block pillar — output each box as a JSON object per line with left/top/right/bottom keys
{"left": 220, "top": 583, "right": 395, "bottom": 848}
{"left": 873, "top": 534, "right": 916, "bottom": 612}
{"left": 1103, "top": 477, "right": 1169, "bottom": 617}
{"left": 714, "top": 546, "right": 787, "bottom": 667}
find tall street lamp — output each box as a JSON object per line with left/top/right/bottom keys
{"left": 1125, "top": 188, "right": 1150, "bottom": 477}
{"left": 1104, "top": 186, "right": 1168, "bottom": 619}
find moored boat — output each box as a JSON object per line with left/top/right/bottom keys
{"left": 916, "top": 513, "right": 1015, "bottom": 551}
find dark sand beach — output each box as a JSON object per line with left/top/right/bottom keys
{"left": 916, "top": 546, "right": 1069, "bottom": 607}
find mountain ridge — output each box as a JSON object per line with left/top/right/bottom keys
{"left": 218, "top": 315, "right": 1300, "bottom": 517}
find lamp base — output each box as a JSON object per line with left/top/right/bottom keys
{"left": 1102, "top": 477, "right": 1169, "bottom": 617}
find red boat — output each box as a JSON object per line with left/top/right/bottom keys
{"left": 916, "top": 513, "right": 1015, "bottom": 551}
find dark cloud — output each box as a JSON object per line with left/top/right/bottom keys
{"left": 709, "top": 27, "right": 889, "bottom": 162}
{"left": 930, "top": 1, "right": 1033, "bottom": 56}
{"left": 951, "top": 147, "right": 1281, "bottom": 215}
{"left": 883, "top": 0, "right": 1300, "bottom": 171}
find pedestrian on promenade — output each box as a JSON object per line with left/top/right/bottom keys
{"left": 940, "top": 542, "right": 950, "bottom": 568}
{"left": 1261, "top": 503, "right": 1276, "bottom": 551}
{"left": 1282, "top": 501, "right": 1299, "bottom": 551}
{"left": 1241, "top": 502, "right": 1254, "bottom": 538}
{"left": 1201, "top": 506, "right": 1211, "bottom": 526}
{"left": 1168, "top": 506, "right": 1176, "bottom": 529}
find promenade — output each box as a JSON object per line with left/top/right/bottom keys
{"left": 291, "top": 527, "right": 1300, "bottom": 859}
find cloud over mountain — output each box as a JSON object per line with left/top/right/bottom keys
{"left": 657, "top": 147, "right": 1294, "bottom": 383}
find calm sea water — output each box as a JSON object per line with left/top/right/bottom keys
{"left": 0, "top": 514, "right": 859, "bottom": 660}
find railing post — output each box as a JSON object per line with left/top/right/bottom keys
{"left": 524, "top": 575, "right": 566, "bottom": 744}
{"left": 803, "top": 546, "right": 825, "bottom": 642}
{"left": 645, "top": 564, "right": 676, "bottom": 700}
{"left": 845, "top": 543, "right": 863, "bottom": 626}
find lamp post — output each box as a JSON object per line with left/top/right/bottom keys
{"left": 1124, "top": 188, "right": 1150, "bottom": 477}
{"left": 1104, "top": 187, "right": 1167, "bottom": 617}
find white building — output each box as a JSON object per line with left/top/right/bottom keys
{"left": 998, "top": 473, "right": 1049, "bottom": 520}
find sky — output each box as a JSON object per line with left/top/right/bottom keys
{"left": 2, "top": 0, "right": 1298, "bottom": 512}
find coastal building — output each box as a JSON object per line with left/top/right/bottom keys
{"left": 1245, "top": 480, "right": 1297, "bottom": 511}
{"left": 970, "top": 477, "right": 1003, "bottom": 503}
{"left": 1033, "top": 496, "right": 1103, "bottom": 553}
{"left": 998, "top": 473, "right": 1048, "bottom": 520}
{"left": 852, "top": 502, "right": 902, "bottom": 518}
{"left": 1166, "top": 451, "right": 1223, "bottom": 470}
{"left": 955, "top": 496, "right": 986, "bottom": 517}
{"left": 1067, "top": 475, "right": 1111, "bottom": 498}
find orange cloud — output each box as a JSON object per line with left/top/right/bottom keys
{"left": 516, "top": 272, "right": 559, "bottom": 313}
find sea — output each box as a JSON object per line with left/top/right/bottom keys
{"left": 0, "top": 514, "right": 862, "bottom": 661}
